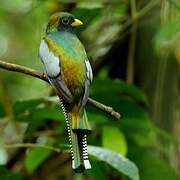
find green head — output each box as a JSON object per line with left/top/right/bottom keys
{"left": 46, "top": 12, "right": 83, "bottom": 33}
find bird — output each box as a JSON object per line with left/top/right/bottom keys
{"left": 38, "top": 12, "right": 93, "bottom": 173}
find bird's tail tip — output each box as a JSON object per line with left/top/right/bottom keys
{"left": 72, "top": 159, "right": 91, "bottom": 173}
{"left": 84, "top": 159, "right": 91, "bottom": 169}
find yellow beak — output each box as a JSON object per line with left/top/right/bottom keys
{"left": 71, "top": 18, "right": 83, "bottom": 27}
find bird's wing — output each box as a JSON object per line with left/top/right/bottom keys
{"left": 82, "top": 60, "right": 93, "bottom": 106}
{"left": 39, "top": 39, "right": 73, "bottom": 103}
{"left": 85, "top": 60, "right": 93, "bottom": 83}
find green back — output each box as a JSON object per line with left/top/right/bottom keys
{"left": 47, "top": 32, "right": 87, "bottom": 62}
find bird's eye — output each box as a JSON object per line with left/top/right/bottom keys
{"left": 62, "top": 18, "right": 69, "bottom": 24}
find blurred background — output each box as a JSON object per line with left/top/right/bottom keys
{"left": 0, "top": 0, "right": 179, "bottom": 179}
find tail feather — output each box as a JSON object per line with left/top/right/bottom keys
{"left": 71, "top": 131, "right": 82, "bottom": 172}
{"left": 71, "top": 132, "right": 91, "bottom": 173}
{"left": 58, "top": 97, "right": 91, "bottom": 173}
{"left": 70, "top": 107, "right": 91, "bottom": 134}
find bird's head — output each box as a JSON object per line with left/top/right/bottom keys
{"left": 46, "top": 12, "right": 83, "bottom": 33}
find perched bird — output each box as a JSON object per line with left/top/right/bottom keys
{"left": 39, "top": 12, "right": 93, "bottom": 173}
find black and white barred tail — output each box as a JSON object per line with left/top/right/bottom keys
{"left": 58, "top": 97, "right": 91, "bottom": 172}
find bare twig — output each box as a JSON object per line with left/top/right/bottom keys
{"left": 0, "top": 60, "right": 120, "bottom": 119}
{"left": 0, "top": 143, "right": 61, "bottom": 153}
{"left": 126, "top": 0, "right": 137, "bottom": 84}
{"left": 0, "top": 60, "right": 48, "bottom": 82}
{"left": 88, "top": 98, "right": 121, "bottom": 119}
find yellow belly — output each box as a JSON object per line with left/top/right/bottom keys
{"left": 45, "top": 36, "right": 86, "bottom": 90}
{"left": 61, "top": 58, "right": 86, "bottom": 89}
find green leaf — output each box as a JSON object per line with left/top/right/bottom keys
{"left": 13, "top": 98, "right": 45, "bottom": 114}
{"left": 24, "top": 138, "right": 53, "bottom": 173}
{"left": 88, "top": 145, "right": 139, "bottom": 180}
{"left": 129, "top": 148, "right": 180, "bottom": 180}
{"left": 87, "top": 106, "right": 109, "bottom": 124}
{"left": 25, "top": 147, "right": 51, "bottom": 173}
{"left": 13, "top": 97, "right": 64, "bottom": 123}
{"left": 29, "top": 106, "right": 64, "bottom": 122}
{"left": 85, "top": 158, "right": 107, "bottom": 180}
{"left": 0, "top": 165, "right": 23, "bottom": 180}
{"left": 154, "top": 21, "right": 180, "bottom": 56}
{"left": 90, "top": 78, "right": 148, "bottom": 105}
{"left": 102, "top": 126, "right": 127, "bottom": 156}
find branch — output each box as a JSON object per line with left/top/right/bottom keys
{"left": 0, "top": 60, "right": 48, "bottom": 82}
{"left": 0, "top": 60, "right": 120, "bottom": 119}
{"left": 0, "top": 143, "right": 61, "bottom": 153}
{"left": 88, "top": 98, "right": 120, "bottom": 119}
{"left": 126, "top": 0, "right": 137, "bottom": 84}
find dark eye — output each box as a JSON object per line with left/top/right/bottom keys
{"left": 62, "top": 17, "right": 69, "bottom": 24}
